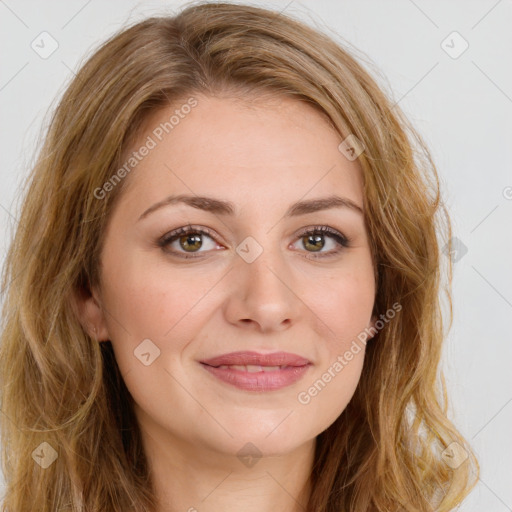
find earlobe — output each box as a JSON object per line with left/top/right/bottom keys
{"left": 72, "top": 285, "right": 110, "bottom": 342}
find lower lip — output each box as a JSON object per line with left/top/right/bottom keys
{"left": 200, "top": 363, "right": 311, "bottom": 391}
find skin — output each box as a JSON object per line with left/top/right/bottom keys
{"left": 76, "top": 93, "right": 377, "bottom": 512}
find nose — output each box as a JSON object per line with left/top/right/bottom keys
{"left": 223, "top": 244, "right": 303, "bottom": 333}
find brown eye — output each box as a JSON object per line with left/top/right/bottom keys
{"left": 178, "top": 233, "right": 203, "bottom": 252}
{"left": 292, "top": 226, "right": 351, "bottom": 259}
{"left": 302, "top": 233, "right": 324, "bottom": 252}
{"left": 158, "top": 226, "right": 220, "bottom": 259}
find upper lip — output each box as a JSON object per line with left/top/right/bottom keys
{"left": 200, "top": 351, "right": 311, "bottom": 367}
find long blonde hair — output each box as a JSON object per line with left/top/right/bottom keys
{"left": 0, "top": 2, "right": 478, "bottom": 511}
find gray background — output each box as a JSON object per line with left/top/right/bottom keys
{"left": 1, "top": 0, "right": 511, "bottom": 509}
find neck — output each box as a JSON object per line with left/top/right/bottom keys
{"left": 137, "top": 411, "right": 315, "bottom": 512}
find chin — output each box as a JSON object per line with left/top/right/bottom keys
{"left": 200, "top": 415, "right": 319, "bottom": 460}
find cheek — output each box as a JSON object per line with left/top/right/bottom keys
{"left": 98, "top": 237, "right": 375, "bottom": 447}
{"left": 296, "top": 349, "right": 365, "bottom": 440}
{"left": 310, "top": 266, "right": 375, "bottom": 342}
{"left": 99, "top": 259, "right": 218, "bottom": 375}
{"left": 294, "top": 271, "right": 373, "bottom": 426}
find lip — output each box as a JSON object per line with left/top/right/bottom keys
{"left": 200, "top": 350, "right": 311, "bottom": 367}
{"left": 200, "top": 351, "right": 312, "bottom": 391}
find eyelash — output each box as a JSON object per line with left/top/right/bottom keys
{"left": 157, "top": 224, "right": 351, "bottom": 260}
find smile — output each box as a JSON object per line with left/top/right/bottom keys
{"left": 200, "top": 360, "right": 311, "bottom": 391}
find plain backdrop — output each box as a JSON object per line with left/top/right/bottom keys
{"left": 1, "top": 1, "right": 511, "bottom": 510}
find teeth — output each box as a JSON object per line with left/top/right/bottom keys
{"left": 245, "top": 365, "right": 263, "bottom": 373}
{"left": 224, "top": 365, "right": 246, "bottom": 371}
{"left": 262, "top": 365, "right": 281, "bottom": 372}
{"left": 215, "top": 364, "right": 286, "bottom": 372}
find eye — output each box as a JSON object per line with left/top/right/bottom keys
{"left": 157, "top": 225, "right": 221, "bottom": 259}
{"left": 157, "top": 224, "right": 351, "bottom": 260}
{"left": 291, "top": 225, "right": 351, "bottom": 259}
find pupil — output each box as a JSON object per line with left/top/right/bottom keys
{"left": 178, "top": 233, "right": 325, "bottom": 253}
{"left": 181, "top": 234, "right": 202, "bottom": 252}
{"left": 305, "top": 234, "right": 323, "bottom": 252}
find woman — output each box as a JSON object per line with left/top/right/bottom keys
{"left": 0, "top": 2, "right": 478, "bottom": 511}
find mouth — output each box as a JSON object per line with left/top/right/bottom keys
{"left": 211, "top": 364, "right": 295, "bottom": 372}
{"left": 200, "top": 350, "right": 311, "bottom": 367}
{"left": 199, "top": 351, "right": 312, "bottom": 391}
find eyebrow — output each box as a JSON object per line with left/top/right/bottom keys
{"left": 137, "top": 193, "right": 364, "bottom": 222}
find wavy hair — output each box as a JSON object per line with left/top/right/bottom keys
{"left": 0, "top": 2, "right": 478, "bottom": 511}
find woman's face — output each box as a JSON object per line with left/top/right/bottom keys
{"left": 81, "top": 94, "right": 376, "bottom": 459}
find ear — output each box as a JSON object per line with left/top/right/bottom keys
{"left": 72, "top": 285, "right": 110, "bottom": 342}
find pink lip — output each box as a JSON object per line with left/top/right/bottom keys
{"left": 201, "top": 350, "right": 311, "bottom": 367}
{"left": 200, "top": 351, "right": 312, "bottom": 391}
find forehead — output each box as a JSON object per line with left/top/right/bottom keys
{"left": 116, "top": 94, "right": 364, "bottom": 219}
